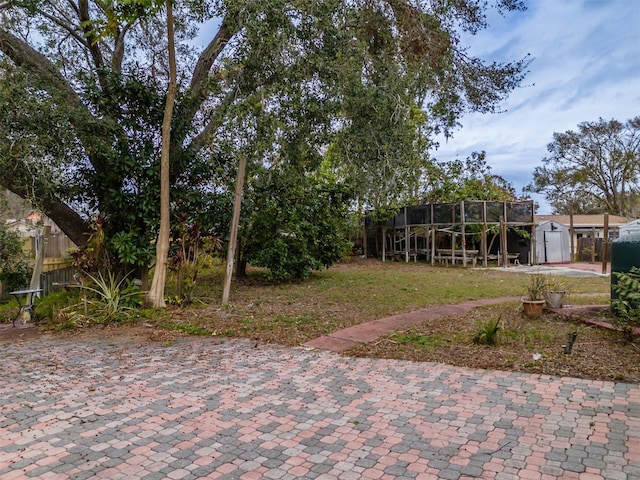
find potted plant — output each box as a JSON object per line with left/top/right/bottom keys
{"left": 522, "top": 274, "right": 546, "bottom": 317}
{"left": 544, "top": 277, "right": 567, "bottom": 308}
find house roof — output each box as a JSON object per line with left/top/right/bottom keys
{"left": 535, "top": 220, "right": 569, "bottom": 230}
{"left": 4, "top": 218, "right": 38, "bottom": 235}
{"left": 534, "top": 214, "right": 631, "bottom": 228}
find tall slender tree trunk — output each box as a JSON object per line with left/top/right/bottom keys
{"left": 147, "top": 0, "right": 176, "bottom": 308}
{"left": 222, "top": 155, "right": 247, "bottom": 304}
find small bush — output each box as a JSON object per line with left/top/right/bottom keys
{"left": 36, "top": 290, "right": 80, "bottom": 323}
{"left": 612, "top": 267, "right": 640, "bottom": 336}
{"left": 472, "top": 317, "right": 501, "bottom": 346}
{"left": 0, "top": 226, "right": 31, "bottom": 292}
{"left": 60, "top": 271, "right": 142, "bottom": 325}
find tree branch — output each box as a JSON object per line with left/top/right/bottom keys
{"left": 174, "top": 18, "right": 235, "bottom": 149}
{"left": 36, "top": 7, "right": 89, "bottom": 48}
{"left": 188, "top": 18, "right": 233, "bottom": 103}
{"left": 0, "top": 28, "right": 110, "bottom": 174}
{"left": 188, "top": 88, "right": 239, "bottom": 152}
{"left": 111, "top": 22, "right": 133, "bottom": 74}
{"left": 77, "top": 0, "right": 105, "bottom": 71}
{"left": 0, "top": 168, "right": 89, "bottom": 247}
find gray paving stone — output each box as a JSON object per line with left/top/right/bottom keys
{"left": 561, "top": 461, "right": 586, "bottom": 473}
{"left": 0, "top": 335, "right": 636, "bottom": 480}
{"left": 437, "top": 468, "right": 461, "bottom": 480}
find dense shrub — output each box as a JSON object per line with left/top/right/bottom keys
{"left": 0, "top": 226, "right": 30, "bottom": 293}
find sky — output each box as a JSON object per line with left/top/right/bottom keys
{"left": 433, "top": 0, "right": 640, "bottom": 213}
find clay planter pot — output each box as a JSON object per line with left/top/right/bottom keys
{"left": 522, "top": 299, "right": 545, "bottom": 318}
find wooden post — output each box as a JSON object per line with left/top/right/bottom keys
{"left": 431, "top": 227, "right": 436, "bottom": 266}
{"left": 530, "top": 222, "right": 536, "bottom": 265}
{"left": 404, "top": 208, "right": 409, "bottom": 263}
{"left": 500, "top": 215, "right": 507, "bottom": 267}
{"left": 362, "top": 225, "right": 367, "bottom": 258}
{"left": 591, "top": 226, "right": 596, "bottom": 263}
{"left": 28, "top": 225, "right": 51, "bottom": 302}
{"left": 569, "top": 210, "right": 574, "bottom": 262}
{"left": 461, "top": 201, "right": 467, "bottom": 267}
{"left": 222, "top": 156, "right": 247, "bottom": 305}
{"left": 602, "top": 213, "right": 609, "bottom": 274}
{"left": 482, "top": 224, "right": 488, "bottom": 268}
{"left": 482, "top": 201, "right": 488, "bottom": 268}
{"left": 382, "top": 226, "right": 386, "bottom": 261}
{"left": 393, "top": 228, "right": 397, "bottom": 259}
{"left": 375, "top": 226, "right": 379, "bottom": 258}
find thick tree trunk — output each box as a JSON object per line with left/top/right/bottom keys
{"left": 236, "top": 238, "right": 247, "bottom": 279}
{"left": 146, "top": 0, "right": 176, "bottom": 308}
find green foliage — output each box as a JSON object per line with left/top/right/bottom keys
{"left": 241, "top": 166, "right": 352, "bottom": 280}
{"left": 526, "top": 117, "right": 640, "bottom": 216}
{"left": 35, "top": 290, "right": 80, "bottom": 324}
{"left": 1, "top": 0, "right": 530, "bottom": 282}
{"left": 62, "top": 271, "right": 142, "bottom": 324}
{"left": 168, "top": 213, "right": 221, "bottom": 303}
{"left": 612, "top": 268, "right": 640, "bottom": 304}
{"left": 525, "top": 274, "right": 547, "bottom": 301}
{"left": 0, "top": 225, "right": 31, "bottom": 292}
{"left": 110, "top": 230, "right": 154, "bottom": 267}
{"left": 612, "top": 267, "right": 640, "bottom": 333}
{"left": 420, "top": 151, "right": 520, "bottom": 203}
{"left": 472, "top": 317, "right": 501, "bottom": 346}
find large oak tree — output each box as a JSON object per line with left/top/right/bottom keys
{"left": 0, "top": 0, "right": 530, "bottom": 276}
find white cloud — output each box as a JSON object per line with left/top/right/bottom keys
{"left": 433, "top": 0, "right": 640, "bottom": 213}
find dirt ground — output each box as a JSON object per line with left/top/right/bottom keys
{"left": 3, "top": 260, "right": 633, "bottom": 384}
{"left": 346, "top": 303, "right": 640, "bottom": 384}
{"left": 8, "top": 301, "right": 635, "bottom": 385}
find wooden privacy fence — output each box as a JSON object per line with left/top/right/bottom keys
{"left": 576, "top": 237, "right": 611, "bottom": 262}
{"left": 45, "top": 234, "right": 76, "bottom": 258}
{"left": 1, "top": 261, "right": 77, "bottom": 300}
{"left": 19, "top": 233, "right": 75, "bottom": 259}
{"left": 39, "top": 266, "right": 78, "bottom": 296}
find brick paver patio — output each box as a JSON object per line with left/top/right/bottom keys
{"left": 1, "top": 332, "right": 639, "bottom": 479}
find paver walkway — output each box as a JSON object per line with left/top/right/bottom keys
{"left": 1, "top": 332, "right": 640, "bottom": 479}
{"left": 304, "top": 297, "right": 520, "bottom": 353}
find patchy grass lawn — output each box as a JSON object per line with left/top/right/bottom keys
{"left": 163, "top": 258, "right": 610, "bottom": 345}
{"left": 5, "top": 258, "right": 629, "bottom": 383}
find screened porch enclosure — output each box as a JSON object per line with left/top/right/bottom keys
{"left": 364, "top": 200, "right": 535, "bottom": 267}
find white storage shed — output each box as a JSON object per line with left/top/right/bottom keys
{"left": 535, "top": 220, "right": 571, "bottom": 264}
{"left": 619, "top": 219, "right": 640, "bottom": 237}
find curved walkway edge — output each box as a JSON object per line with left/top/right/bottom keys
{"left": 304, "top": 296, "right": 521, "bottom": 352}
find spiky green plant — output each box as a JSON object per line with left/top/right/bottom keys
{"left": 525, "top": 274, "right": 546, "bottom": 301}
{"left": 473, "top": 316, "right": 501, "bottom": 346}
{"left": 63, "top": 271, "right": 142, "bottom": 324}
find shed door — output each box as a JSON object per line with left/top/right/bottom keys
{"left": 543, "top": 230, "right": 564, "bottom": 263}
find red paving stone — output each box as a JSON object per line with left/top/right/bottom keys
{"left": 1, "top": 288, "right": 639, "bottom": 479}
{"left": 305, "top": 296, "right": 520, "bottom": 352}
{"left": 0, "top": 334, "right": 638, "bottom": 479}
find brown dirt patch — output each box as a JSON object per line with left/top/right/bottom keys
{"left": 3, "top": 260, "right": 628, "bottom": 383}
{"left": 345, "top": 303, "right": 640, "bottom": 383}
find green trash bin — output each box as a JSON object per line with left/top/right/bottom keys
{"left": 611, "top": 233, "right": 640, "bottom": 307}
